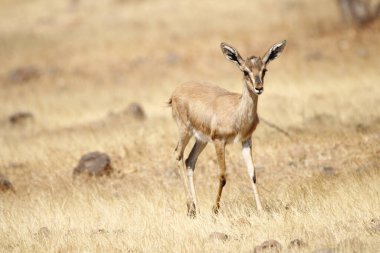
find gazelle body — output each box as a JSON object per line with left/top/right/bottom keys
{"left": 169, "top": 41, "right": 286, "bottom": 217}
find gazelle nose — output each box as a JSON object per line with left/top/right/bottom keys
{"left": 254, "top": 87, "right": 264, "bottom": 95}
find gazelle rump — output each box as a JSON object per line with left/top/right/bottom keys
{"left": 169, "top": 40, "right": 286, "bottom": 217}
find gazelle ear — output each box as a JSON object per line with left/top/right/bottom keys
{"left": 221, "top": 42, "right": 245, "bottom": 68}
{"left": 262, "top": 40, "right": 287, "bottom": 65}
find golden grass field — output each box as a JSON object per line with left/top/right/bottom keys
{"left": 1, "top": 0, "right": 380, "bottom": 252}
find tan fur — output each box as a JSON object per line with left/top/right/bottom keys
{"left": 171, "top": 81, "right": 259, "bottom": 143}
{"left": 169, "top": 41, "right": 286, "bottom": 216}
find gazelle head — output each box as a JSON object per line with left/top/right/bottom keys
{"left": 221, "top": 40, "right": 286, "bottom": 95}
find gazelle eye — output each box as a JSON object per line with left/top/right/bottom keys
{"left": 262, "top": 69, "right": 267, "bottom": 78}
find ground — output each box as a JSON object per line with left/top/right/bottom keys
{"left": 0, "top": 0, "right": 380, "bottom": 252}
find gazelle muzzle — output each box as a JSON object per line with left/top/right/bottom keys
{"left": 251, "top": 75, "right": 264, "bottom": 95}
{"left": 254, "top": 87, "right": 264, "bottom": 95}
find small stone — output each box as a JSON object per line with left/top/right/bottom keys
{"left": 208, "top": 232, "right": 229, "bottom": 242}
{"left": 370, "top": 218, "right": 380, "bottom": 224}
{"left": 0, "top": 174, "right": 15, "bottom": 193}
{"left": 91, "top": 228, "right": 108, "bottom": 235}
{"left": 320, "top": 166, "right": 335, "bottom": 176}
{"left": 73, "top": 152, "right": 113, "bottom": 178}
{"left": 254, "top": 240, "right": 282, "bottom": 253}
{"left": 8, "top": 112, "right": 34, "bottom": 125}
{"left": 126, "top": 103, "right": 145, "bottom": 120}
{"left": 288, "top": 238, "right": 307, "bottom": 249}
{"left": 6, "top": 66, "right": 41, "bottom": 84}
{"left": 355, "top": 123, "right": 369, "bottom": 133}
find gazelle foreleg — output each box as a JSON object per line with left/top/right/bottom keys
{"left": 212, "top": 139, "right": 227, "bottom": 215}
{"left": 184, "top": 140, "right": 207, "bottom": 217}
{"left": 242, "top": 138, "right": 263, "bottom": 211}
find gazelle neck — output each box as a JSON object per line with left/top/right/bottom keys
{"left": 240, "top": 74, "right": 258, "bottom": 115}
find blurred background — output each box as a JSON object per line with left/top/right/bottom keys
{"left": 1, "top": 0, "right": 379, "bottom": 130}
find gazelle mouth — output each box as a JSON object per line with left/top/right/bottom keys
{"left": 254, "top": 87, "right": 264, "bottom": 95}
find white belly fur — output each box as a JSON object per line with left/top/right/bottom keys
{"left": 192, "top": 129, "right": 241, "bottom": 144}
{"left": 193, "top": 129, "right": 212, "bottom": 142}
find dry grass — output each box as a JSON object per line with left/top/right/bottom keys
{"left": 1, "top": 0, "right": 380, "bottom": 252}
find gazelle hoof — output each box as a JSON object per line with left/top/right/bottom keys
{"left": 212, "top": 204, "right": 220, "bottom": 215}
{"left": 187, "top": 201, "right": 196, "bottom": 218}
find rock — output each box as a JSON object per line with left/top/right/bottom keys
{"left": 355, "top": 123, "right": 370, "bottom": 133}
{"left": 6, "top": 66, "right": 41, "bottom": 84}
{"left": 312, "top": 248, "right": 334, "bottom": 253}
{"left": 126, "top": 103, "right": 145, "bottom": 120}
{"left": 337, "top": 237, "right": 365, "bottom": 252}
{"left": 0, "top": 174, "right": 15, "bottom": 193}
{"left": 73, "top": 152, "right": 113, "bottom": 177}
{"left": 208, "top": 232, "right": 229, "bottom": 242}
{"left": 8, "top": 112, "right": 34, "bottom": 125}
{"left": 320, "top": 166, "right": 335, "bottom": 176}
{"left": 288, "top": 238, "right": 307, "bottom": 249}
{"left": 254, "top": 240, "right": 282, "bottom": 253}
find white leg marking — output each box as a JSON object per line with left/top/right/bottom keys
{"left": 185, "top": 140, "right": 207, "bottom": 212}
{"left": 187, "top": 169, "right": 197, "bottom": 206}
{"left": 242, "top": 140, "right": 263, "bottom": 211}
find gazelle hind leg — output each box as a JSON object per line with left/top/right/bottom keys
{"left": 184, "top": 140, "right": 207, "bottom": 217}
{"left": 242, "top": 139, "right": 263, "bottom": 211}
{"left": 212, "top": 139, "right": 227, "bottom": 215}
{"left": 174, "top": 126, "right": 192, "bottom": 214}
{"left": 175, "top": 125, "right": 191, "bottom": 160}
